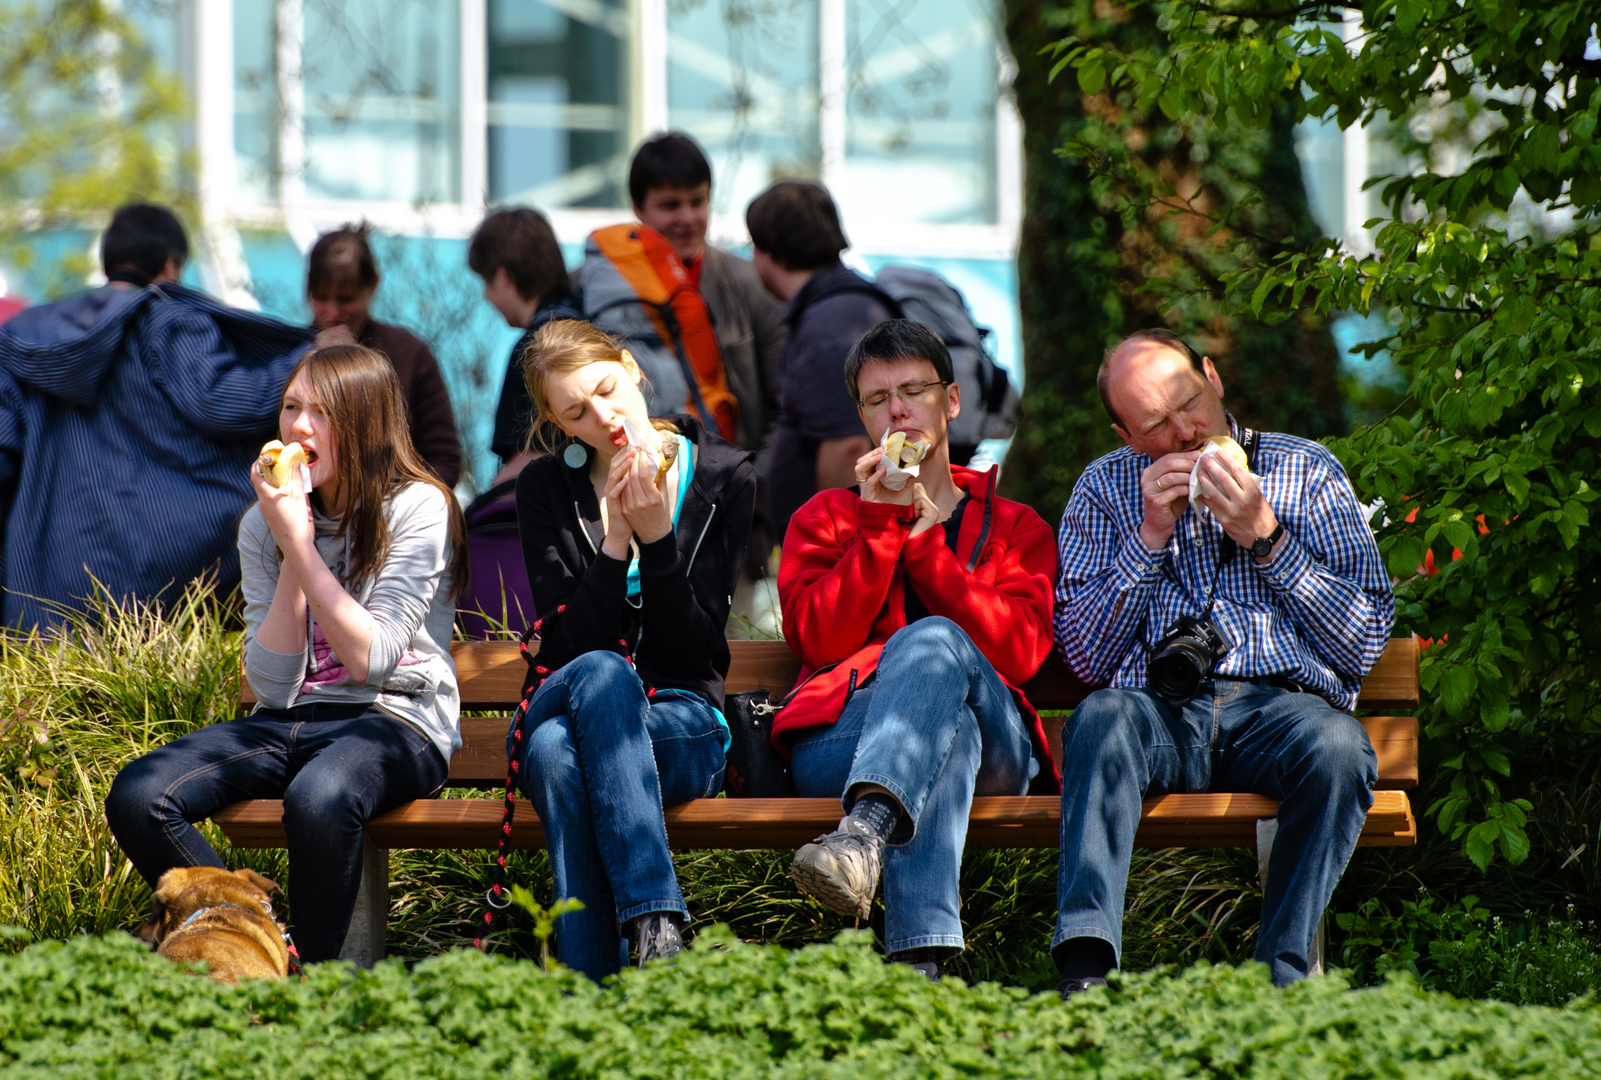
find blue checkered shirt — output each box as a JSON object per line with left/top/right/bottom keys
{"left": 1054, "top": 423, "right": 1395, "bottom": 711}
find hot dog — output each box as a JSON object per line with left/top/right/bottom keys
{"left": 257, "top": 440, "right": 308, "bottom": 489}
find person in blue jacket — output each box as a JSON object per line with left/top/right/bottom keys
{"left": 0, "top": 204, "right": 312, "bottom": 628}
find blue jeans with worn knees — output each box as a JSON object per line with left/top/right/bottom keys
{"left": 790, "top": 617, "right": 1037, "bottom": 956}
{"left": 104, "top": 701, "right": 449, "bottom": 963}
{"left": 514, "top": 651, "right": 726, "bottom": 981}
{"left": 1054, "top": 680, "right": 1377, "bottom": 986}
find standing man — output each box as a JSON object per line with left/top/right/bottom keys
{"left": 0, "top": 203, "right": 312, "bottom": 628}
{"left": 630, "top": 133, "right": 788, "bottom": 631}
{"left": 1051, "top": 329, "right": 1394, "bottom": 994}
{"left": 776, "top": 320, "right": 1059, "bottom": 982}
{"left": 468, "top": 207, "right": 582, "bottom": 487}
{"left": 746, "top": 181, "right": 893, "bottom": 541}
{"left": 629, "top": 132, "right": 786, "bottom": 455}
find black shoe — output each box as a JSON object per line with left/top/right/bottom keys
{"left": 1058, "top": 975, "right": 1107, "bottom": 999}
{"left": 632, "top": 913, "right": 684, "bottom": 967}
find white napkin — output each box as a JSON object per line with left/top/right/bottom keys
{"left": 621, "top": 416, "right": 662, "bottom": 474}
{"left": 1189, "top": 440, "right": 1250, "bottom": 511}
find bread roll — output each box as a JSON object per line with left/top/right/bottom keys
{"left": 1206, "top": 435, "right": 1248, "bottom": 469}
{"left": 257, "top": 440, "right": 308, "bottom": 488}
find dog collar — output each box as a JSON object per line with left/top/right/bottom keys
{"left": 178, "top": 902, "right": 242, "bottom": 931}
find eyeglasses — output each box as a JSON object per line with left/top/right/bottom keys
{"left": 858, "top": 380, "right": 950, "bottom": 411}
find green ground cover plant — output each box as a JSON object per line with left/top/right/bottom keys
{"left": 3, "top": 928, "right": 1601, "bottom": 1080}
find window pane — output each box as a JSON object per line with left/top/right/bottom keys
{"left": 488, "top": 0, "right": 630, "bottom": 209}
{"left": 233, "top": 0, "right": 279, "bottom": 200}
{"left": 667, "top": 0, "right": 820, "bottom": 217}
{"left": 843, "top": 0, "right": 998, "bottom": 225}
{"left": 302, "top": 0, "right": 462, "bottom": 203}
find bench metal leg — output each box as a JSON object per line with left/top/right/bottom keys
{"left": 1255, "top": 819, "right": 1324, "bottom": 977}
{"left": 337, "top": 837, "right": 389, "bottom": 968}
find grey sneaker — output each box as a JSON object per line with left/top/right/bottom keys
{"left": 632, "top": 913, "right": 684, "bottom": 967}
{"left": 791, "top": 816, "right": 885, "bottom": 920}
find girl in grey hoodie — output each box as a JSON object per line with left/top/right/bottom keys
{"left": 107, "top": 343, "right": 469, "bottom": 962}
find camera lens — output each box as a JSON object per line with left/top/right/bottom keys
{"left": 1148, "top": 639, "right": 1209, "bottom": 704}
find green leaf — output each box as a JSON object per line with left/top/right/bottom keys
{"left": 1078, "top": 59, "right": 1106, "bottom": 96}
{"left": 1465, "top": 819, "right": 1501, "bottom": 870}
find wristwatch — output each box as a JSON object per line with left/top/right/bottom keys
{"left": 1251, "top": 522, "right": 1285, "bottom": 560}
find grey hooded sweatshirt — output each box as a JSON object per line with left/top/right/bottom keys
{"left": 238, "top": 481, "right": 460, "bottom": 764}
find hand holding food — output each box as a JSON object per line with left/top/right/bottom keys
{"left": 1189, "top": 435, "right": 1249, "bottom": 505}
{"left": 257, "top": 440, "right": 309, "bottom": 490}
{"left": 879, "top": 429, "right": 931, "bottom": 491}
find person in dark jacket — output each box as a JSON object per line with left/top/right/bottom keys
{"left": 305, "top": 225, "right": 462, "bottom": 486}
{"left": 0, "top": 203, "right": 312, "bottom": 629}
{"left": 746, "top": 181, "right": 892, "bottom": 540}
{"left": 468, "top": 207, "right": 583, "bottom": 487}
{"left": 512, "top": 318, "right": 755, "bottom": 980}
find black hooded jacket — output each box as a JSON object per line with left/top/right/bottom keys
{"left": 515, "top": 414, "right": 756, "bottom": 709}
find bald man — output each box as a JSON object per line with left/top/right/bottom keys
{"left": 1050, "top": 329, "right": 1394, "bottom": 992}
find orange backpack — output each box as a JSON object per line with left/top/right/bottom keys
{"left": 580, "top": 224, "right": 738, "bottom": 443}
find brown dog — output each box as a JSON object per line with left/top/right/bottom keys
{"left": 138, "top": 867, "right": 290, "bottom": 983}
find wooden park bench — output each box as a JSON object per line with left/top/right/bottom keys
{"left": 215, "top": 637, "right": 1420, "bottom": 965}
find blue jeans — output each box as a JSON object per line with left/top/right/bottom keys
{"left": 790, "top": 617, "right": 1037, "bottom": 955}
{"left": 1054, "top": 680, "right": 1377, "bottom": 986}
{"left": 104, "top": 702, "right": 449, "bottom": 962}
{"left": 513, "top": 651, "right": 726, "bottom": 981}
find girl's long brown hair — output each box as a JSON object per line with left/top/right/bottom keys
{"left": 286, "top": 344, "right": 469, "bottom": 596}
{"left": 521, "top": 319, "right": 677, "bottom": 452}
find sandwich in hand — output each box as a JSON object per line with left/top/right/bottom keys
{"left": 882, "top": 430, "right": 930, "bottom": 469}
{"left": 1189, "top": 434, "right": 1251, "bottom": 505}
{"left": 257, "top": 440, "right": 308, "bottom": 489}
{"left": 1205, "top": 434, "right": 1248, "bottom": 469}
{"left": 878, "top": 429, "right": 931, "bottom": 491}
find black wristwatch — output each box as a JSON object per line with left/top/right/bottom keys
{"left": 1251, "top": 522, "right": 1285, "bottom": 560}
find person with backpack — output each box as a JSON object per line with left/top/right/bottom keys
{"left": 306, "top": 224, "right": 462, "bottom": 486}
{"left": 745, "top": 181, "right": 892, "bottom": 541}
{"left": 628, "top": 132, "right": 786, "bottom": 454}
{"left": 510, "top": 318, "right": 755, "bottom": 979}
{"left": 628, "top": 132, "right": 787, "bottom": 633}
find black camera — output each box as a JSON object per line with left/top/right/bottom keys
{"left": 1147, "top": 614, "right": 1233, "bottom": 705}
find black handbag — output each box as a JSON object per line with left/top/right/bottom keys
{"left": 722, "top": 689, "right": 796, "bottom": 797}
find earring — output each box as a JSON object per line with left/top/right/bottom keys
{"left": 563, "top": 443, "right": 588, "bottom": 469}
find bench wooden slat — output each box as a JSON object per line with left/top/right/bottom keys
{"left": 213, "top": 790, "right": 1415, "bottom": 852}
{"left": 443, "top": 713, "right": 1419, "bottom": 789}
{"left": 237, "top": 637, "right": 1420, "bottom": 713}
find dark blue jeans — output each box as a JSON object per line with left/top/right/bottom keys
{"left": 790, "top": 618, "right": 1037, "bottom": 956}
{"left": 513, "top": 651, "right": 726, "bottom": 981}
{"left": 104, "top": 702, "right": 449, "bottom": 962}
{"left": 1054, "top": 680, "right": 1377, "bottom": 985}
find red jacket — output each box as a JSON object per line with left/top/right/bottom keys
{"left": 775, "top": 464, "right": 1062, "bottom": 790}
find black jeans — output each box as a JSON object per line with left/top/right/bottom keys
{"left": 105, "top": 702, "right": 448, "bottom": 962}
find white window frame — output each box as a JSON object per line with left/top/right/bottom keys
{"left": 196, "top": 0, "right": 1024, "bottom": 261}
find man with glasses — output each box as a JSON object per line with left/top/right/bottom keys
{"left": 774, "top": 319, "right": 1060, "bottom": 982}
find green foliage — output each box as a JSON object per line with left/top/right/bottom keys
{"left": 1045, "top": 0, "right": 1601, "bottom": 868}
{"left": 3, "top": 929, "right": 1601, "bottom": 1078}
{"left": 999, "top": 0, "right": 1345, "bottom": 516}
{"left": 1338, "top": 890, "right": 1601, "bottom": 1007}
{"left": 0, "top": 0, "right": 191, "bottom": 296}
